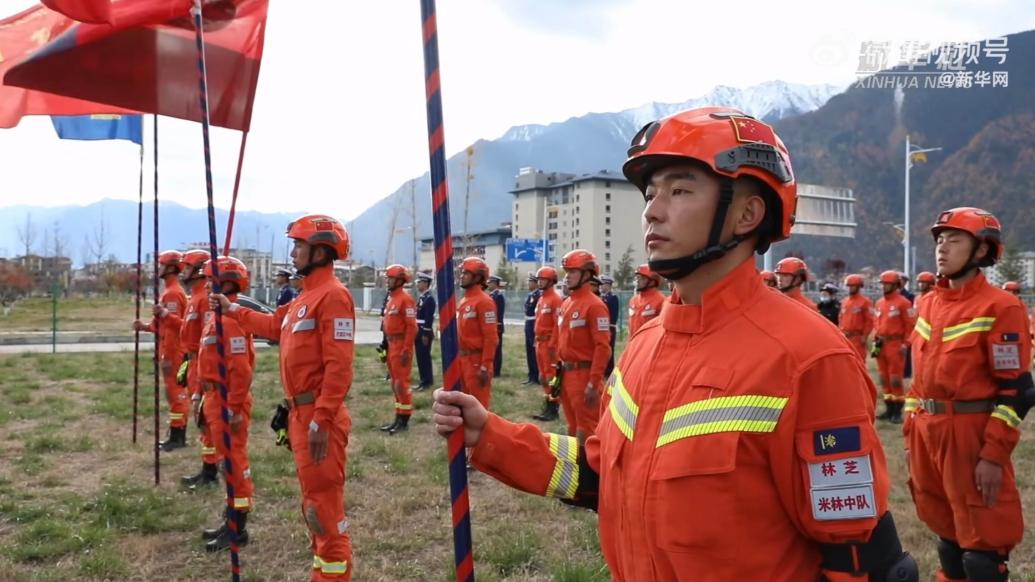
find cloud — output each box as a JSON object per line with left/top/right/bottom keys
{"left": 492, "top": 0, "right": 625, "bottom": 39}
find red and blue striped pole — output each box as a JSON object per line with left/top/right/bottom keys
{"left": 419, "top": 2, "right": 475, "bottom": 580}
{"left": 192, "top": 1, "right": 242, "bottom": 579}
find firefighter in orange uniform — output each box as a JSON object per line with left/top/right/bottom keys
{"left": 627, "top": 264, "right": 665, "bottom": 336}
{"left": 163, "top": 250, "right": 222, "bottom": 487}
{"left": 531, "top": 265, "right": 563, "bottom": 422}
{"left": 760, "top": 269, "right": 777, "bottom": 288}
{"left": 904, "top": 207, "right": 1033, "bottom": 582}
{"left": 133, "top": 250, "right": 190, "bottom": 451}
{"left": 197, "top": 256, "right": 255, "bottom": 551}
{"left": 1002, "top": 281, "right": 1021, "bottom": 297}
{"left": 874, "top": 270, "right": 916, "bottom": 423}
{"left": 379, "top": 264, "right": 418, "bottom": 435}
{"left": 555, "top": 250, "right": 612, "bottom": 442}
{"left": 213, "top": 215, "right": 354, "bottom": 580}
{"left": 433, "top": 107, "right": 915, "bottom": 582}
{"left": 456, "top": 257, "right": 500, "bottom": 409}
{"left": 917, "top": 271, "right": 937, "bottom": 297}
{"left": 775, "top": 257, "right": 818, "bottom": 310}
{"left": 840, "top": 274, "right": 874, "bottom": 362}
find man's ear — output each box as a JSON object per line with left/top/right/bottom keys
{"left": 731, "top": 179, "right": 766, "bottom": 236}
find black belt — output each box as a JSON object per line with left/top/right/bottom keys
{"left": 879, "top": 335, "right": 905, "bottom": 341}
{"left": 918, "top": 398, "right": 994, "bottom": 414}
{"left": 459, "top": 349, "right": 481, "bottom": 357}
{"left": 561, "top": 361, "right": 591, "bottom": 370}
{"left": 285, "top": 391, "right": 317, "bottom": 410}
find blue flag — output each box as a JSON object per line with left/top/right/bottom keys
{"left": 51, "top": 114, "right": 143, "bottom": 145}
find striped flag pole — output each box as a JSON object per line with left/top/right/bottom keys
{"left": 191, "top": 1, "right": 242, "bottom": 579}
{"left": 419, "top": 2, "right": 475, "bottom": 580}
{"left": 152, "top": 114, "right": 161, "bottom": 486}
{"left": 132, "top": 140, "right": 143, "bottom": 445}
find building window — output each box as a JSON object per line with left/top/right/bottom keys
{"left": 576, "top": 230, "right": 580, "bottom": 237}
{"left": 605, "top": 252, "right": 611, "bottom": 260}
{"left": 548, "top": 234, "right": 557, "bottom": 240}
{"left": 605, "top": 180, "right": 612, "bottom": 187}
{"left": 606, "top": 229, "right": 611, "bottom": 237}
{"left": 605, "top": 217, "right": 611, "bottom": 225}
{"left": 605, "top": 205, "right": 611, "bottom": 213}
{"left": 606, "top": 192, "right": 611, "bottom": 201}
{"left": 576, "top": 194, "right": 580, "bottom": 201}
{"left": 605, "top": 240, "right": 611, "bottom": 249}
{"left": 548, "top": 221, "right": 557, "bottom": 229}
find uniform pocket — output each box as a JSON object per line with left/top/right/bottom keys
{"left": 648, "top": 432, "right": 739, "bottom": 553}
{"left": 964, "top": 488, "right": 1023, "bottom": 548}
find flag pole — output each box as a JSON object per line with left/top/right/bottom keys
{"left": 418, "top": 2, "right": 475, "bottom": 580}
{"left": 152, "top": 114, "right": 162, "bottom": 486}
{"left": 192, "top": 2, "right": 242, "bottom": 579}
{"left": 222, "top": 131, "right": 248, "bottom": 256}
{"left": 133, "top": 139, "right": 143, "bottom": 445}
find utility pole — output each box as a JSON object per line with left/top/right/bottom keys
{"left": 410, "top": 179, "right": 418, "bottom": 273}
{"left": 463, "top": 145, "right": 475, "bottom": 256}
{"left": 903, "top": 134, "right": 941, "bottom": 279}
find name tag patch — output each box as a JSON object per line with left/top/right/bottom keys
{"left": 165, "top": 302, "right": 179, "bottom": 312}
{"left": 807, "top": 454, "right": 873, "bottom": 488}
{"left": 334, "top": 318, "right": 354, "bottom": 341}
{"left": 484, "top": 311, "right": 497, "bottom": 325}
{"left": 810, "top": 484, "right": 877, "bottom": 521}
{"left": 230, "top": 336, "right": 247, "bottom": 354}
{"left": 463, "top": 311, "right": 477, "bottom": 319}
{"left": 596, "top": 317, "right": 609, "bottom": 331}
{"left": 570, "top": 319, "right": 586, "bottom": 328}
{"left": 405, "top": 307, "right": 416, "bottom": 317}
{"left": 813, "top": 426, "right": 860, "bottom": 455}
{"left": 992, "top": 343, "right": 1020, "bottom": 370}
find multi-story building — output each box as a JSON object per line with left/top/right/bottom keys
{"left": 986, "top": 251, "right": 1035, "bottom": 289}
{"left": 509, "top": 167, "right": 645, "bottom": 282}
{"left": 13, "top": 254, "right": 73, "bottom": 291}
{"left": 418, "top": 226, "right": 510, "bottom": 276}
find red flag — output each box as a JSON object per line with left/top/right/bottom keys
{"left": 41, "top": 0, "right": 112, "bottom": 24}
{"left": 729, "top": 116, "right": 778, "bottom": 146}
{"left": 0, "top": 6, "right": 133, "bottom": 128}
{"left": 4, "top": 0, "right": 267, "bottom": 131}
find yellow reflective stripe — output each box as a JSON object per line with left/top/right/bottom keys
{"left": 991, "top": 404, "right": 1021, "bottom": 429}
{"left": 903, "top": 398, "right": 920, "bottom": 413}
{"left": 233, "top": 497, "right": 250, "bottom": 509}
{"left": 169, "top": 413, "right": 185, "bottom": 420}
{"left": 396, "top": 403, "right": 414, "bottom": 410}
{"left": 545, "top": 433, "right": 579, "bottom": 499}
{"left": 607, "top": 369, "right": 638, "bottom": 441}
{"left": 313, "top": 556, "right": 349, "bottom": 575}
{"left": 942, "top": 316, "right": 995, "bottom": 342}
{"left": 201, "top": 447, "right": 217, "bottom": 455}
{"left": 657, "top": 395, "right": 788, "bottom": 447}
{"left": 914, "top": 317, "right": 931, "bottom": 341}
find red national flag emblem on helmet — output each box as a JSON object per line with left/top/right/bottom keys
{"left": 729, "top": 116, "right": 777, "bottom": 146}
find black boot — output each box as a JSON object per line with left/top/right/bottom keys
{"left": 182, "top": 462, "right": 219, "bottom": 488}
{"left": 159, "top": 426, "right": 187, "bottom": 452}
{"left": 388, "top": 415, "right": 410, "bottom": 435}
{"left": 202, "top": 508, "right": 229, "bottom": 540}
{"left": 206, "top": 511, "right": 249, "bottom": 552}
{"left": 889, "top": 402, "right": 904, "bottom": 424}
{"left": 535, "top": 400, "right": 559, "bottom": 422}
{"left": 876, "top": 402, "right": 893, "bottom": 421}
{"left": 531, "top": 398, "right": 550, "bottom": 420}
{"left": 380, "top": 414, "right": 400, "bottom": 432}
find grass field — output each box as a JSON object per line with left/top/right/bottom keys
{"left": 0, "top": 296, "right": 138, "bottom": 334}
{"left": 1, "top": 337, "right": 1034, "bottom": 581}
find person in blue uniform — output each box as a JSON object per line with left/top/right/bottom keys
{"left": 522, "top": 272, "right": 541, "bottom": 385}
{"left": 414, "top": 272, "right": 436, "bottom": 390}
{"left": 487, "top": 275, "right": 506, "bottom": 377}
{"left": 275, "top": 268, "right": 297, "bottom": 306}
{"left": 599, "top": 275, "right": 619, "bottom": 378}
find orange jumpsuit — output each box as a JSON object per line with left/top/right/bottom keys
{"left": 839, "top": 293, "right": 874, "bottom": 361}
{"left": 534, "top": 286, "right": 563, "bottom": 398}
{"left": 456, "top": 286, "right": 499, "bottom": 409}
{"left": 471, "top": 259, "right": 894, "bottom": 581}
{"left": 785, "top": 286, "right": 819, "bottom": 311}
{"left": 145, "top": 278, "right": 188, "bottom": 428}
{"left": 230, "top": 266, "right": 354, "bottom": 581}
{"left": 167, "top": 280, "right": 220, "bottom": 465}
{"left": 875, "top": 291, "right": 916, "bottom": 404}
{"left": 627, "top": 287, "right": 665, "bottom": 336}
{"left": 905, "top": 273, "right": 1031, "bottom": 555}
{"left": 198, "top": 298, "right": 255, "bottom": 512}
{"left": 556, "top": 285, "right": 611, "bottom": 437}
{"left": 382, "top": 287, "right": 417, "bottom": 418}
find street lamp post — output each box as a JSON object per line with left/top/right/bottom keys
{"left": 904, "top": 135, "right": 942, "bottom": 279}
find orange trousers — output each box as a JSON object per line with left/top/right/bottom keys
{"left": 907, "top": 412, "right": 1022, "bottom": 553}
{"left": 534, "top": 341, "right": 558, "bottom": 400}
{"left": 459, "top": 355, "right": 492, "bottom": 410}
{"left": 387, "top": 342, "right": 413, "bottom": 417}
{"left": 204, "top": 391, "right": 253, "bottom": 511}
{"left": 845, "top": 334, "right": 867, "bottom": 362}
{"left": 189, "top": 360, "right": 221, "bottom": 465}
{"left": 558, "top": 368, "right": 600, "bottom": 438}
{"left": 876, "top": 338, "right": 906, "bottom": 402}
{"left": 289, "top": 404, "right": 353, "bottom": 581}
{"left": 160, "top": 353, "right": 188, "bottom": 428}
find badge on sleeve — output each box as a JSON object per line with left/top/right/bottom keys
{"left": 334, "top": 318, "right": 354, "bottom": 341}
{"left": 230, "top": 336, "right": 248, "bottom": 354}
{"left": 484, "top": 311, "right": 497, "bottom": 325}
{"left": 596, "top": 317, "right": 609, "bottom": 331}
{"left": 813, "top": 426, "right": 860, "bottom": 455}
{"left": 992, "top": 343, "right": 1020, "bottom": 370}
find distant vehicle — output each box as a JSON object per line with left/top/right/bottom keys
{"left": 234, "top": 294, "right": 277, "bottom": 344}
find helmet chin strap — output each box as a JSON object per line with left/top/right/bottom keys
{"left": 648, "top": 179, "right": 745, "bottom": 281}
{"left": 297, "top": 246, "right": 334, "bottom": 277}
{"left": 940, "top": 245, "right": 981, "bottom": 280}
{"left": 568, "top": 271, "right": 591, "bottom": 291}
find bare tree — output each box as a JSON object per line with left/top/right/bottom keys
{"left": 16, "top": 212, "right": 36, "bottom": 257}
{"left": 50, "top": 221, "right": 67, "bottom": 258}
{"left": 86, "top": 214, "right": 109, "bottom": 267}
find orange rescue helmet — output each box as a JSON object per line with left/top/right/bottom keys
{"left": 562, "top": 250, "right": 600, "bottom": 276}
{"left": 775, "top": 257, "right": 808, "bottom": 281}
{"left": 1003, "top": 281, "right": 1021, "bottom": 293}
{"left": 879, "top": 270, "right": 900, "bottom": 285}
{"left": 844, "top": 274, "right": 864, "bottom": 287}
{"left": 760, "top": 270, "right": 776, "bottom": 284}
{"left": 460, "top": 257, "right": 490, "bottom": 280}
{"left": 385, "top": 264, "right": 411, "bottom": 284}
{"left": 535, "top": 266, "right": 558, "bottom": 283}
{"left": 916, "top": 271, "right": 936, "bottom": 285}
{"left": 203, "top": 256, "right": 250, "bottom": 294}
{"left": 930, "top": 207, "right": 1003, "bottom": 267}
{"left": 287, "top": 214, "right": 350, "bottom": 260}
{"left": 157, "top": 250, "right": 184, "bottom": 272}
{"left": 635, "top": 264, "right": 662, "bottom": 285}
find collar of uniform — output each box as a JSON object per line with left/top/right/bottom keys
{"left": 570, "top": 285, "right": 593, "bottom": 299}
{"left": 464, "top": 285, "right": 488, "bottom": 299}
{"left": 661, "top": 258, "right": 759, "bottom": 335}
{"left": 935, "top": 271, "right": 988, "bottom": 302}
{"left": 190, "top": 280, "right": 207, "bottom": 294}
{"left": 389, "top": 286, "right": 406, "bottom": 298}
{"left": 302, "top": 265, "right": 335, "bottom": 291}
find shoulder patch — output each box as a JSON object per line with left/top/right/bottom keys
{"left": 992, "top": 343, "right": 1020, "bottom": 370}
{"left": 813, "top": 426, "right": 860, "bottom": 455}
{"left": 484, "top": 311, "right": 497, "bottom": 325}
{"left": 230, "top": 336, "right": 248, "bottom": 354}
{"left": 334, "top": 318, "right": 354, "bottom": 341}
{"left": 596, "top": 317, "right": 609, "bottom": 331}
{"left": 1001, "top": 332, "right": 1020, "bottom": 342}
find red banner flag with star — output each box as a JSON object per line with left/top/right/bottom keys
{"left": 729, "top": 115, "right": 778, "bottom": 146}
{"left": 0, "top": 6, "right": 133, "bottom": 128}
{"left": 3, "top": 0, "right": 267, "bottom": 132}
